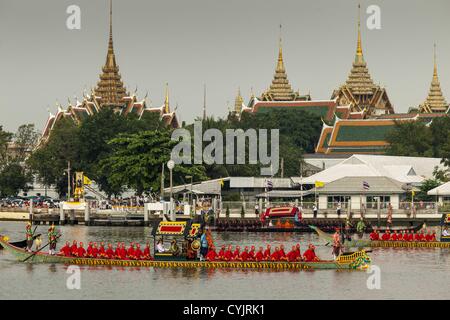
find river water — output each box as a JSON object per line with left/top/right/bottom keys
{"left": 0, "top": 221, "right": 448, "bottom": 300}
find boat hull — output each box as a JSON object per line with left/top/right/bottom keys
{"left": 310, "top": 225, "right": 450, "bottom": 248}
{"left": 0, "top": 236, "right": 369, "bottom": 270}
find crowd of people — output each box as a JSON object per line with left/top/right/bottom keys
{"left": 369, "top": 229, "right": 437, "bottom": 242}
{"left": 202, "top": 243, "right": 320, "bottom": 262}
{"left": 58, "top": 241, "right": 154, "bottom": 260}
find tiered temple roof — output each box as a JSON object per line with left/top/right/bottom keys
{"left": 418, "top": 45, "right": 449, "bottom": 113}
{"left": 260, "top": 28, "right": 307, "bottom": 102}
{"left": 38, "top": 0, "right": 179, "bottom": 146}
{"left": 94, "top": 0, "right": 128, "bottom": 108}
{"left": 331, "top": 5, "right": 394, "bottom": 116}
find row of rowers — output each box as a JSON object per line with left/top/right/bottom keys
{"left": 205, "top": 244, "right": 319, "bottom": 262}
{"left": 59, "top": 241, "right": 153, "bottom": 260}
{"left": 369, "top": 229, "right": 437, "bottom": 242}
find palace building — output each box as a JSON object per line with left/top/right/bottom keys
{"left": 39, "top": 1, "right": 179, "bottom": 145}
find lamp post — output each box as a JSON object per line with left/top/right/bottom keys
{"left": 167, "top": 160, "right": 175, "bottom": 220}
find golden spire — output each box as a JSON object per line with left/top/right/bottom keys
{"left": 94, "top": 0, "right": 127, "bottom": 107}
{"left": 276, "top": 24, "right": 285, "bottom": 72}
{"left": 355, "top": 4, "right": 364, "bottom": 63}
{"left": 420, "top": 44, "right": 448, "bottom": 113}
{"left": 433, "top": 43, "right": 438, "bottom": 77}
{"left": 260, "top": 25, "right": 297, "bottom": 101}
{"left": 234, "top": 87, "right": 244, "bottom": 113}
{"left": 164, "top": 83, "right": 170, "bottom": 114}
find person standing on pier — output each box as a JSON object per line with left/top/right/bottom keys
{"left": 336, "top": 202, "right": 342, "bottom": 218}
{"left": 313, "top": 204, "right": 318, "bottom": 219}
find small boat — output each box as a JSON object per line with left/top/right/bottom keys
{"left": 310, "top": 225, "right": 450, "bottom": 249}
{"left": 0, "top": 234, "right": 371, "bottom": 271}
{"left": 0, "top": 234, "right": 41, "bottom": 250}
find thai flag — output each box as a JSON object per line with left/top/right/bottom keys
{"left": 363, "top": 181, "right": 370, "bottom": 190}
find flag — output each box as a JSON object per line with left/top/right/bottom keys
{"left": 411, "top": 190, "right": 415, "bottom": 197}
{"left": 363, "top": 181, "right": 370, "bottom": 190}
{"left": 83, "top": 176, "right": 92, "bottom": 185}
{"left": 315, "top": 181, "right": 324, "bottom": 188}
{"left": 220, "top": 179, "right": 224, "bottom": 188}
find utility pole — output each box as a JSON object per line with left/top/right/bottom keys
{"left": 160, "top": 164, "right": 165, "bottom": 200}
{"left": 299, "top": 160, "right": 303, "bottom": 206}
{"left": 66, "top": 161, "right": 71, "bottom": 201}
{"left": 280, "top": 158, "right": 284, "bottom": 178}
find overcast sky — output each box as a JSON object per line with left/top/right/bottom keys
{"left": 1, "top": 0, "right": 449, "bottom": 132}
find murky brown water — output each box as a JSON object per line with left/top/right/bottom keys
{"left": 0, "top": 221, "right": 448, "bottom": 299}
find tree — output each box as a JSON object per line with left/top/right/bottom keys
{"left": 13, "top": 124, "right": 40, "bottom": 161}
{"left": 99, "top": 130, "right": 207, "bottom": 196}
{"left": 27, "top": 117, "right": 80, "bottom": 197}
{"left": 416, "top": 178, "right": 441, "bottom": 202}
{"left": 0, "top": 161, "right": 32, "bottom": 197}
{"left": 385, "top": 121, "right": 433, "bottom": 157}
{"left": 0, "top": 126, "right": 13, "bottom": 166}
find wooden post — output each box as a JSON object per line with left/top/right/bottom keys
{"left": 29, "top": 199, "right": 33, "bottom": 223}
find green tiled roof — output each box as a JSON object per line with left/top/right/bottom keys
{"left": 335, "top": 124, "right": 394, "bottom": 142}
{"left": 257, "top": 105, "right": 331, "bottom": 117}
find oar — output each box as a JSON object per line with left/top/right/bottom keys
{"left": 22, "top": 234, "right": 61, "bottom": 262}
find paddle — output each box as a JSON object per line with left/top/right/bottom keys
{"left": 22, "top": 234, "right": 62, "bottom": 262}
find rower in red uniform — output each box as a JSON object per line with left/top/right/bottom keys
{"left": 92, "top": 243, "right": 99, "bottom": 258}
{"left": 127, "top": 243, "right": 135, "bottom": 259}
{"left": 217, "top": 245, "right": 226, "bottom": 260}
{"left": 402, "top": 230, "right": 409, "bottom": 241}
{"left": 248, "top": 246, "right": 256, "bottom": 261}
{"left": 381, "top": 231, "right": 391, "bottom": 241}
{"left": 270, "top": 247, "right": 280, "bottom": 261}
{"left": 255, "top": 247, "right": 264, "bottom": 262}
{"left": 206, "top": 246, "right": 218, "bottom": 261}
{"left": 407, "top": 231, "right": 414, "bottom": 241}
{"left": 279, "top": 244, "right": 288, "bottom": 261}
{"left": 431, "top": 230, "right": 437, "bottom": 242}
{"left": 106, "top": 243, "right": 115, "bottom": 259}
{"left": 263, "top": 245, "right": 271, "bottom": 260}
{"left": 391, "top": 231, "right": 399, "bottom": 241}
{"left": 240, "top": 247, "right": 249, "bottom": 261}
{"left": 414, "top": 231, "right": 421, "bottom": 242}
{"left": 143, "top": 242, "right": 153, "bottom": 260}
{"left": 303, "top": 244, "right": 319, "bottom": 262}
{"left": 369, "top": 229, "right": 379, "bottom": 241}
{"left": 70, "top": 240, "right": 78, "bottom": 256}
{"left": 98, "top": 242, "right": 106, "bottom": 258}
{"left": 418, "top": 230, "right": 426, "bottom": 241}
{"left": 294, "top": 244, "right": 301, "bottom": 261}
{"left": 114, "top": 243, "right": 121, "bottom": 259}
{"left": 59, "top": 241, "right": 71, "bottom": 256}
{"left": 120, "top": 242, "right": 127, "bottom": 260}
{"left": 77, "top": 242, "right": 86, "bottom": 257}
{"left": 233, "top": 245, "right": 241, "bottom": 261}
{"left": 224, "top": 245, "right": 233, "bottom": 261}
{"left": 134, "top": 244, "right": 143, "bottom": 260}
{"left": 86, "top": 242, "right": 93, "bottom": 257}
{"left": 286, "top": 246, "right": 297, "bottom": 262}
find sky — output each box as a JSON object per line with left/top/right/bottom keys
{"left": 0, "top": 0, "right": 449, "bottom": 132}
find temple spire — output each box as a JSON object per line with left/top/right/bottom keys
{"left": 260, "top": 25, "right": 297, "bottom": 101}
{"left": 355, "top": 4, "right": 364, "bottom": 63}
{"left": 94, "top": 0, "right": 127, "bottom": 107}
{"left": 234, "top": 87, "right": 244, "bottom": 114}
{"left": 276, "top": 24, "right": 285, "bottom": 72}
{"left": 164, "top": 83, "right": 170, "bottom": 114}
{"left": 420, "top": 44, "right": 448, "bottom": 113}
